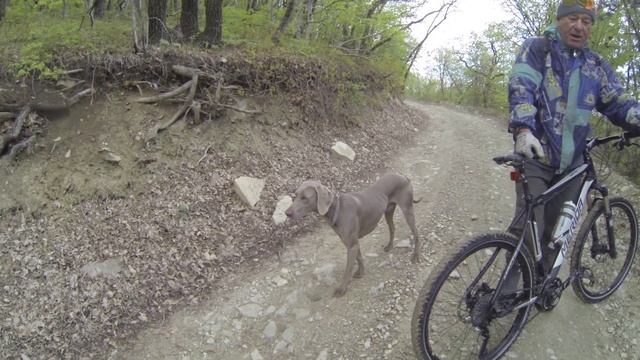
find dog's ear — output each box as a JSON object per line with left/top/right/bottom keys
{"left": 312, "top": 182, "right": 333, "bottom": 215}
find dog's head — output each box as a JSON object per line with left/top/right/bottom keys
{"left": 285, "top": 180, "right": 333, "bottom": 219}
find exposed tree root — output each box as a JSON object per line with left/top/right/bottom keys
{"left": 140, "top": 64, "right": 263, "bottom": 141}
{"left": 0, "top": 106, "right": 31, "bottom": 157}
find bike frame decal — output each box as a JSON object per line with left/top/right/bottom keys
{"left": 550, "top": 179, "right": 594, "bottom": 272}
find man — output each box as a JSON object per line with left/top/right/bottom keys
{"left": 508, "top": 0, "right": 640, "bottom": 271}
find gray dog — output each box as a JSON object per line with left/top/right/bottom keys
{"left": 285, "top": 174, "right": 420, "bottom": 297}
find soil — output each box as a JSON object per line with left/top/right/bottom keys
{"left": 114, "top": 102, "right": 640, "bottom": 360}
{"left": 1, "top": 90, "right": 639, "bottom": 360}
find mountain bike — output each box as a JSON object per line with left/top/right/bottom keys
{"left": 411, "top": 132, "right": 640, "bottom": 360}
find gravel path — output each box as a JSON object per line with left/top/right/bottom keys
{"left": 114, "top": 102, "right": 640, "bottom": 360}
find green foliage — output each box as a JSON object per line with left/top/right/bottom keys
{"left": 0, "top": 1, "right": 131, "bottom": 79}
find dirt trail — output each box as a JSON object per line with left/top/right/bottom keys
{"left": 114, "top": 102, "right": 640, "bottom": 360}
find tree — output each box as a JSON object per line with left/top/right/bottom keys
{"left": 200, "top": 0, "right": 223, "bottom": 45}
{"left": 272, "top": 0, "right": 296, "bottom": 43}
{"left": 180, "top": 0, "right": 199, "bottom": 40}
{"left": 501, "top": 0, "right": 555, "bottom": 40}
{"left": 149, "top": 0, "right": 168, "bottom": 45}
{"left": 0, "top": 0, "right": 7, "bottom": 22}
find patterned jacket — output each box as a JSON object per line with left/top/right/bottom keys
{"left": 508, "top": 26, "right": 640, "bottom": 173}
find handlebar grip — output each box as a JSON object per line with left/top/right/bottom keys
{"left": 493, "top": 153, "right": 526, "bottom": 165}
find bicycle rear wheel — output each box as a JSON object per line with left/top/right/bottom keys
{"left": 411, "top": 233, "right": 534, "bottom": 360}
{"left": 571, "top": 197, "right": 638, "bottom": 303}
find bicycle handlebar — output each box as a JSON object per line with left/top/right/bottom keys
{"left": 494, "top": 131, "right": 640, "bottom": 166}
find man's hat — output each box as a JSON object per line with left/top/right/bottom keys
{"left": 557, "top": 0, "right": 597, "bottom": 22}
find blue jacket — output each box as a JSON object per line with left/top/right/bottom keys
{"left": 508, "top": 26, "right": 640, "bottom": 172}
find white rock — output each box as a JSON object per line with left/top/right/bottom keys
{"left": 237, "top": 303, "right": 261, "bottom": 318}
{"left": 273, "top": 340, "right": 289, "bottom": 354}
{"left": 395, "top": 239, "right": 412, "bottom": 248}
{"left": 271, "top": 275, "right": 288, "bottom": 287}
{"left": 313, "top": 263, "right": 337, "bottom": 285}
{"left": 316, "top": 348, "right": 329, "bottom": 360}
{"left": 80, "top": 258, "right": 123, "bottom": 279}
{"left": 331, "top": 141, "right": 356, "bottom": 161}
{"left": 272, "top": 195, "right": 293, "bottom": 225}
{"left": 233, "top": 176, "right": 265, "bottom": 207}
{"left": 250, "top": 349, "right": 264, "bottom": 360}
{"left": 282, "top": 326, "right": 295, "bottom": 343}
{"left": 263, "top": 320, "right": 277, "bottom": 339}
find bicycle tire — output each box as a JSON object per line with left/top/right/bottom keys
{"left": 571, "top": 197, "right": 638, "bottom": 303}
{"left": 411, "top": 233, "right": 534, "bottom": 360}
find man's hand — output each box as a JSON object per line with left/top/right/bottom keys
{"left": 514, "top": 128, "right": 544, "bottom": 159}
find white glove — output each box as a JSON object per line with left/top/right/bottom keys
{"left": 515, "top": 130, "right": 544, "bottom": 159}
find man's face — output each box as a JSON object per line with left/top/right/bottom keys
{"left": 557, "top": 13, "right": 593, "bottom": 49}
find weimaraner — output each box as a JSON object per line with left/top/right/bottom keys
{"left": 285, "top": 173, "right": 421, "bottom": 297}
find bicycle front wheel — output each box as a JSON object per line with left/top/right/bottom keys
{"left": 571, "top": 197, "right": 638, "bottom": 303}
{"left": 411, "top": 233, "right": 534, "bottom": 360}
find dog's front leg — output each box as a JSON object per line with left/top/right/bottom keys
{"left": 334, "top": 243, "right": 360, "bottom": 297}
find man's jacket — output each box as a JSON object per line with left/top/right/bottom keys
{"left": 508, "top": 26, "right": 640, "bottom": 173}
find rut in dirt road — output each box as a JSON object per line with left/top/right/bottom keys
{"left": 116, "top": 102, "right": 640, "bottom": 360}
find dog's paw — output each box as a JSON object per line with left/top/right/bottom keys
{"left": 383, "top": 244, "right": 393, "bottom": 252}
{"left": 412, "top": 254, "right": 421, "bottom": 263}
{"left": 353, "top": 268, "right": 365, "bottom": 278}
{"left": 333, "top": 286, "right": 347, "bottom": 297}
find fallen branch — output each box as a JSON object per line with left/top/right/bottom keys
{"left": 6, "top": 135, "right": 35, "bottom": 160}
{"left": 60, "top": 80, "right": 86, "bottom": 93}
{"left": 197, "top": 144, "right": 212, "bottom": 165}
{"left": 0, "top": 106, "right": 31, "bottom": 155}
{"left": 135, "top": 81, "right": 192, "bottom": 103}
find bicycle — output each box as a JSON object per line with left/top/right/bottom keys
{"left": 411, "top": 132, "right": 640, "bottom": 360}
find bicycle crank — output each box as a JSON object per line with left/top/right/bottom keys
{"left": 535, "top": 277, "right": 563, "bottom": 311}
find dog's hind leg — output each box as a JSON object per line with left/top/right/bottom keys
{"left": 399, "top": 202, "right": 420, "bottom": 263}
{"left": 383, "top": 203, "right": 397, "bottom": 252}
{"left": 354, "top": 247, "right": 365, "bottom": 278}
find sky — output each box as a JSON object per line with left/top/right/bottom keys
{"left": 411, "top": 0, "right": 512, "bottom": 73}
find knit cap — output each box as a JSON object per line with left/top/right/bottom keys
{"left": 556, "top": 0, "right": 596, "bottom": 22}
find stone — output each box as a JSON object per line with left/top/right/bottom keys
{"left": 331, "top": 141, "right": 356, "bottom": 161}
{"left": 80, "top": 258, "right": 123, "bottom": 279}
{"left": 263, "top": 320, "right": 277, "bottom": 339}
{"left": 272, "top": 195, "right": 293, "bottom": 224}
{"left": 237, "top": 303, "right": 261, "bottom": 318}
{"left": 233, "top": 176, "right": 265, "bottom": 207}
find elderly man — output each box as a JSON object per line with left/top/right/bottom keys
{"left": 507, "top": 0, "right": 640, "bottom": 272}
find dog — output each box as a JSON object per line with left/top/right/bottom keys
{"left": 285, "top": 173, "right": 420, "bottom": 297}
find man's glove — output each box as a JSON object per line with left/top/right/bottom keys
{"left": 514, "top": 130, "right": 544, "bottom": 159}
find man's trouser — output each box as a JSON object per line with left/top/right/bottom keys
{"left": 508, "top": 159, "right": 583, "bottom": 277}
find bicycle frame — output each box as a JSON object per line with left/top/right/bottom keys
{"left": 491, "top": 134, "right": 634, "bottom": 311}
{"left": 508, "top": 162, "right": 596, "bottom": 283}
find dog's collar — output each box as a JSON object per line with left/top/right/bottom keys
{"left": 329, "top": 192, "right": 341, "bottom": 226}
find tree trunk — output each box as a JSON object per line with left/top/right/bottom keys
{"left": 200, "top": 0, "right": 223, "bottom": 45}
{"left": 148, "top": 0, "right": 168, "bottom": 45}
{"left": 246, "top": 0, "right": 258, "bottom": 12}
{"left": 180, "top": 0, "right": 199, "bottom": 39}
{"left": 272, "top": 0, "right": 295, "bottom": 44}
{"left": 0, "top": 0, "right": 7, "bottom": 22}
{"left": 94, "top": 0, "right": 106, "bottom": 18}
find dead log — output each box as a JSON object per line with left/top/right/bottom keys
{"left": 0, "top": 106, "right": 31, "bottom": 155}
{"left": 6, "top": 135, "right": 35, "bottom": 160}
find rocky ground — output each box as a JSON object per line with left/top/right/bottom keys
{"left": 112, "top": 102, "right": 640, "bottom": 360}
{"left": 0, "top": 82, "right": 426, "bottom": 359}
